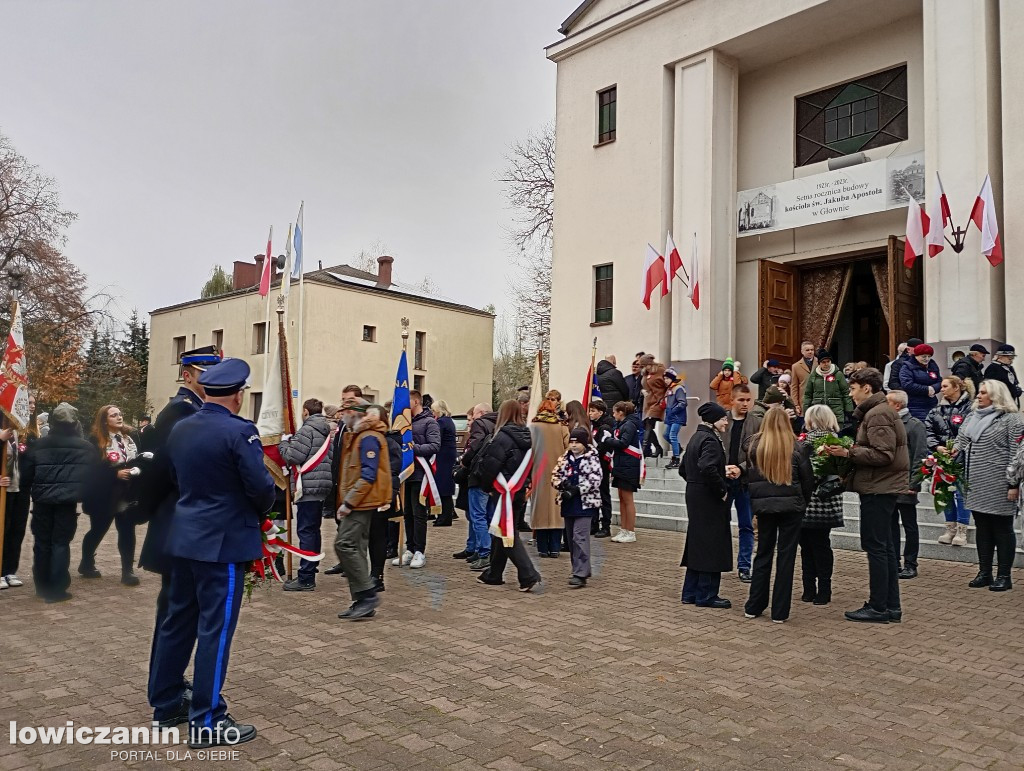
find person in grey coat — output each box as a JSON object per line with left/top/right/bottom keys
{"left": 279, "top": 398, "right": 335, "bottom": 590}
{"left": 398, "top": 390, "right": 441, "bottom": 568}
{"left": 953, "top": 380, "right": 1024, "bottom": 592}
{"left": 886, "top": 391, "right": 928, "bottom": 580}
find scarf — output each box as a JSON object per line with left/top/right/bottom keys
{"left": 532, "top": 411, "right": 561, "bottom": 424}
{"left": 962, "top": 405, "right": 1000, "bottom": 443}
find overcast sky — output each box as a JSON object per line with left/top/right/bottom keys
{"left": 4, "top": 0, "right": 578, "bottom": 324}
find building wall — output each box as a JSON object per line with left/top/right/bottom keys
{"left": 147, "top": 284, "right": 494, "bottom": 419}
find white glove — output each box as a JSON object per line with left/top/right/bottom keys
{"left": 140, "top": 452, "right": 154, "bottom": 460}
{"left": 281, "top": 433, "right": 293, "bottom": 442}
{"left": 130, "top": 467, "right": 142, "bottom": 477}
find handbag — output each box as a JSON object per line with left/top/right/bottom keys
{"left": 453, "top": 463, "right": 469, "bottom": 487}
{"left": 814, "top": 474, "right": 845, "bottom": 500}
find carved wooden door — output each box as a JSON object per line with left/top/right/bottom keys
{"left": 758, "top": 259, "right": 801, "bottom": 364}
{"left": 887, "top": 235, "right": 924, "bottom": 358}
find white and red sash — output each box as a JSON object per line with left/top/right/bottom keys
{"left": 609, "top": 428, "right": 646, "bottom": 483}
{"left": 418, "top": 455, "right": 441, "bottom": 513}
{"left": 292, "top": 434, "right": 332, "bottom": 501}
{"left": 489, "top": 449, "right": 534, "bottom": 546}
{"left": 252, "top": 519, "right": 324, "bottom": 582}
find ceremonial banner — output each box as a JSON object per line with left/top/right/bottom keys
{"left": 0, "top": 301, "right": 30, "bottom": 430}
{"left": 257, "top": 308, "right": 296, "bottom": 488}
{"left": 391, "top": 351, "right": 414, "bottom": 483}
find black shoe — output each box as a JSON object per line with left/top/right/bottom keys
{"left": 813, "top": 593, "right": 831, "bottom": 606}
{"left": 518, "top": 577, "right": 540, "bottom": 592}
{"left": 800, "top": 589, "right": 815, "bottom": 603}
{"left": 888, "top": 608, "right": 903, "bottom": 623}
{"left": 283, "top": 578, "right": 315, "bottom": 592}
{"left": 547, "top": 551, "right": 559, "bottom": 559}
{"left": 681, "top": 597, "right": 695, "bottom": 605}
{"left": 188, "top": 715, "right": 257, "bottom": 749}
{"left": 470, "top": 556, "right": 491, "bottom": 571}
{"left": 78, "top": 565, "right": 101, "bottom": 579}
{"left": 738, "top": 570, "right": 752, "bottom": 583}
{"left": 898, "top": 566, "right": 917, "bottom": 579}
{"left": 478, "top": 572, "right": 504, "bottom": 585}
{"left": 121, "top": 572, "right": 140, "bottom": 587}
{"left": 426, "top": 514, "right": 436, "bottom": 521}
{"left": 990, "top": 575, "right": 1013, "bottom": 592}
{"left": 324, "top": 563, "right": 345, "bottom": 576}
{"left": 844, "top": 606, "right": 889, "bottom": 623}
{"left": 44, "top": 592, "right": 73, "bottom": 603}
{"left": 452, "top": 549, "right": 473, "bottom": 560}
{"left": 568, "top": 576, "right": 586, "bottom": 589}
{"left": 345, "top": 595, "right": 380, "bottom": 620}
{"left": 432, "top": 518, "right": 453, "bottom": 527}
{"left": 537, "top": 551, "right": 549, "bottom": 558}
{"left": 594, "top": 529, "right": 611, "bottom": 539}
{"left": 697, "top": 598, "right": 731, "bottom": 609}
{"left": 374, "top": 578, "right": 385, "bottom": 593}
{"left": 969, "top": 571, "right": 993, "bottom": 588}
{"left": 665, "top": 456, "right": 680, "bottom": 470}
{"left": 385, "top": 548, "right": 398, "bottom": 559}
{"left": 157, "top": 698, "right": 190, "bottom": 729}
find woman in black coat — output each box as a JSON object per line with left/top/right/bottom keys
{"left": 432, "top": 401, "right": 459, "bottom": 526}
{"left": 741, "top": 408, "right": 814, "bottom": 623}
{"left": 680, "top": 402, "right": 733, "bottom": 608}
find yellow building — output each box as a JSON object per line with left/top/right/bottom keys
{"left": 147, "top": 256, "right": 494, "bottom": 418}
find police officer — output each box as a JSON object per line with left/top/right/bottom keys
{"left": 148, "top": 358, "right": 275, "bottom": 748}
{"left": 139, "top": 345, "right": 221, "bottom": 721}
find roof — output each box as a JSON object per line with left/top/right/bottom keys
{"left": 559, "top": 0, "right": 648, "bottom": 35}
{"left": 151, "top": 263, "right": 494, "bottom": 318}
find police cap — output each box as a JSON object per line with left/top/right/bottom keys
{"left": 180, "top": 345, "right": 222, "bottom": 370}
{"left": 198, "top": 358, "right": 251, "bottom": 396}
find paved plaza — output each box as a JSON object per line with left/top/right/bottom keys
{"left": 2, "top": 520, "right": 1023, "bottom": 771}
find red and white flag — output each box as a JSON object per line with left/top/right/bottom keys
{"left": 926, "top": 172, "right": 951, "bottom": 257}
{"left": 641, "top": 243, "right": 668, "bottom": 310}
{"left": 903, "top": 192, "right": 930, "bottom": 268}
{"left": 258, "top": 225, "right": 274, "bottom": 297}
{"left": 970, "top": 174, "right": 1003, "bottom": 266}
{"left": 0, "top": 300, "right": 30, "bottom": 430}
{"left": 665, "top": 231, "right": 684, "bottom": 286}
{"left": 687, "top": 233, "right": 700, "bottom": 310}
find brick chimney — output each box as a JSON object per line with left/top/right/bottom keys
{"left": 233, "top": 258, "right": 260, "bottom": 290}
{"left": 376, "top": 255, "right": 394, "bottom": 288}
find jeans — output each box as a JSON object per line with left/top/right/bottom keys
{"left": 403, "top": 479, "right": 428, "bottom": 554}
{"left": 663, "top": 423, "right": 684, "bottom": 456}
{"left": 31, "top": 503, "right": 78, "bottom": 598}
{"left": 728, "top": 481, "right": 754, "bottom": 573}
{"left": 892, "top": 502, "right": 919, "bottom": 569}
{"left": 81, "top": 507, "right": 136, "bottom": 574}
{"left": 536, "top": 529, "right": 562, "bottom": 555}
{"left": 681, "top": 570, "right": 722, "bottom": 605}
{"left": 2, "top": 490, "right": 31, "bottom": 576}
{"left": 973, "top": 511, "right": 1016, "bottom": 575}
{"left": 295, "top": 500, "right": 323, "bottom": 584}
{"left": 946, "top": 489, "right": 971, "bottom": 525}
{"left": 858, "top": 493, "right": 900, "bottom": 612}
{"left": 466, "top": 487, "right": 491, "bottom": 557}
{"left": 744, "top": 510, "right": 802, "bottom": 621}
{"left": 334, "top": 509, "right": 375, "bottom": 599}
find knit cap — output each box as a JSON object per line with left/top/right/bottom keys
{"left": 722, "top": 358, "right": 735, "bottom": 371}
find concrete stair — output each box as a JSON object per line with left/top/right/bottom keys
{"left": 612, "top": 460, "right": 1024, "bottom": 567}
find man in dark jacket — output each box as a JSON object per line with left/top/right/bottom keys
{"left": 279, "top": 398, "right": 334, "bottom": 591}
{"left": 19, "top": 403, "right": 96, "bottom": 603}
{"left": 399, "top": 390, "right": 441, "bottom": 568}
{"left": 825, "top": 367, "right": 908, "bottom": 624}
{"left": 596, "top": 357, "right": 629, "bottom": 407}
{"left": 624, "top": 358, "right": 644, "bottom": 414}
{"left": 588, "top": 399, "right": 616, "bottom": 537}
{"left": 886, "top": 390, "right": 928, "bottom": 580}
{"left": 984, "top": 344, "right": 1022, "bottom": 405}
{"left": 722, "top": 385, "right": 764, "bottom": 582}
{"left": 455, "top": 404, "right": 497, "bottom": 564}
{"left": 750, "top": 359, "right": 785, "bottom": 400}
{"left": 887, "top": 337, "right": 921, "bottom": 392}
{"left": 951, "top": 344, "right": 988, "bottom": 392}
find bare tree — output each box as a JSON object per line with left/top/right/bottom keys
{"left": 492, "top": 312, "right": 534, "bottom": 405}
{"left": 351, "top": 239, "right": 390, "bottom": 275}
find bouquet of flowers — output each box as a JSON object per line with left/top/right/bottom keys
{"left": 808, "top": 434, "right": 854, "bottom": 479}
{"left": 244, "top": 517, "right": 324, "bottom": 602}
{"left": 912, "top": 441, "right": 967, "bottom": 516}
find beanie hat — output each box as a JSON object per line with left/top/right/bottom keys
{"left": 763, "top": 386, "right": 787, "bottom": 405}
{"left": 697, "top": 401, "right": 727, "bottom": 424}
{"left": 569, "top": 427, "right": 591, "bottom": 444}
{"left": 779, "top": 373, "right": 792, "bottom": 384}
{"left": 722, "top": 358, "right": 735, "bottom": 371}
{"left": 815, "top": 348, "right": 832, "bottom": 362}
{"left": 907, "top": 337, "right": 923, "bottom": 348}
{"left": 766, "top": 359, "right": 782, "bottom": 368}
{"left": 913, "top": 343, "right": 934, "bottom": 356}
{"left": 664, "top": 367, "right": 678, "bottom": 380}
{"left": 51, "top": 402, "right": 79, "bottom": 425}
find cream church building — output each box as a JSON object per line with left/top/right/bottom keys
{"left": 546, "top": 0, "right": 1022, "bottom": 401}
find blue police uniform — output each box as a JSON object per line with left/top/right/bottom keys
{"left": 148, "top": 359, "right": 275, "bottom": 737}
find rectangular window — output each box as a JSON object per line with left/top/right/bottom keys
{"left": 212, "top": 329, "right": 223, "bottom": 351}
{"left": 362, "top": 325, "right": 377, "bottom": 343}
{"left": 252, "top": 323, "right": 267, "bottom": 355}
{"left": 597, "top": 86, "right": 617, "bottom": 144}
{"left": 413, "top": 375, "right": 424, "bottom": 392}
{"left": 594, "top": 264, "right": 613, "bottom": 324}
{"left": 172, "top": 336, "right": 186, "bottom": 364}
{"left": 251, "top": 392, "right": 263, "bottom": 422}
{"left": 191, "top": 333, "right": 196, "bottom": 348}
{"left": 414, "top": 331, "right": 426, "bottom": 370}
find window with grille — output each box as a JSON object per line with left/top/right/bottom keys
{"left": 594, "top": 264, "right": 613, "bottom": 324}
{"left": 597, "top": 86, "right": 617, "bottom": 144}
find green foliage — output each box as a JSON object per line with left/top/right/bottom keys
{"left": 200, "top": 265, "right": 234, "bottom": 299}
{"left": 75, "top": 312, "right": 152, "bottom": 428}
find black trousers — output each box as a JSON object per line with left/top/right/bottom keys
{"left": 799, "top": 527, "right": 834, "bottom": 592}
{"left": 744, "top": 510, "right": 802, "bottom": 621}
{"left": 973, "top": 511, "right": 1016, "bottom": 575}
{"left": 435, "top": 495, "right": 456, "bottom": 525}
{"left": 483, "top": 532, "right": 540, "bottom": 588}
{"left": 369, "top": 509, "right": 398, "bottom": 581}
{"left": 859, "top": 494, "right": 900, "bottom": 613}
{"left": 891, "top": 502, "right": 919, "bottom": 569}
{"left": 81, "top": 507, "right": 136, "bottom": 573}
{"left": 30, "top": 503, "right": 78, "bottom": 598}
{"left": 2, "top": 489, "right": 31, "bottom": 576}
{"left": 592, "top": 470, "right": 612, "bottom": 534}
{"left": 403, "top": 479, "right": 428, "bottom": 554}
{"left": 642, "top": 418, "right": 661, "bottom": 457}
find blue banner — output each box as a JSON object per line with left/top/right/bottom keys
{"left": 391, "top": 350, "right": 415, "bottom": 482}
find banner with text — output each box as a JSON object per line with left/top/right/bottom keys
{"left": 737, "top": 153, "right": 924, "bottom": 237}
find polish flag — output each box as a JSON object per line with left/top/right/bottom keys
{"left": 903, "top": 192, "right": 930, "bottom": 268}
{"left": 970, "top": 174, "right": 1003, "bottom": 266}
{"left": 688, "top": 233, "right": 700, "bottom": 310}
{"left": 665, "top": 231, "right": 684, "bottom": 286}
{"left": 259, "top": 225, "right": 274, "bottom": 297}
{"left": 641, "top": 243, "right": 668, "bottom": 310}
{"left": 926, "top": 172, "right": 951, "bottom": 257}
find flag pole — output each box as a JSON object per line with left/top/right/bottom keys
{"left": 296, "top": 201, "right": 305, "bottom": 407}
{"left": 263, "top": 226, "right": 273, "bottom": 360}
{"left": 276, "top": 296, "right": 297, "bottom": 580}
{"left": 0, "top": 294, "right": 21, "bottom": 568}
{"left": 396, "top": 322, "right": 410, "bottom": 567}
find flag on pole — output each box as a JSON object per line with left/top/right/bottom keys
{"left": 970, "top": 174, "right": 1003, "bottom": 266}
{"left": 665, "top": 231, "right": 685, "bottom": 286}
{"left": 527, "top": 351, "right": 543, "bottom": 423}
{"left": 926, "top": 172, "right": 950, "bottom": 258}
{"left": 0, "top": 300, "right": 30, "bottom": 430}
{"left": 292, "top": 202, "right": 304, "bottom": 278}
{"left": 641, "top": 243, "right": 668, "bottom": 310}
{"left": 257, "top": 313, "right": 296, "bottom": 488}
{"left": 391, "top": 351, "right": 415, "bottom": 483}
{"left": 281, "top": 223, "right": 294, "bottom": 298}
{"left": 687, "top": 233, "right": 700, "bottom": 310}
{"left": 583, "top": 367, "right": 602, "bottom": 410}
{"left": 259, "top": 225, "right": 274, "bottom": 297}
{"left": 903, "top": 189, "right": 930, "bottom": 268}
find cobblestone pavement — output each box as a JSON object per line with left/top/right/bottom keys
{"left": 2, "top": 518, "right": 1023, "bottom": 771}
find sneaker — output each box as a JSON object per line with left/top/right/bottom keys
{"left": 743, "top": 612, "right": 760, "bottom": 619}
{"left": 771, "top": 619, "right": 785, "bottom": 624}
{"left": 610, "top": 530, "right": 625, "bottom": 543}
{"left": 738, "top": 570, "right": 752, "bottom": 583}
{"left": 568, "top": 576, "right": 586, "bottom": 589}
{"left": 594, "top": 529, "right": 611, "bottom": 538}
{"left": 897, "top": 566, "right": 917, "bottom": 580}
{"left": 469, "top": 555, "right": 491, "bottom": 572}
{"left": 5, "top": 575, "right": 23, "bottom": 587}
{"left": 121, "top": 572, "right": 141, "bottom": 587}
{"left": 392, "top": 550, "right": 413, "bottom": 567}
{"left": 617, "top": 530, "right": 636, "bottom": 543}
{"left": 188, "top": 715, "right": 257, "bottom": 749}
{"left": 0, "top": 577, "right": 7, "bottom": 590}
{"left": 283, "top": 578, "right": 315, "bottom": 592}
{"left": 409, "top": 552, "right": 426, "bottom": 569}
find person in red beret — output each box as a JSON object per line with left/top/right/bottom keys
{"left": 898, "top": 344, "right": 942, "bottom": 421}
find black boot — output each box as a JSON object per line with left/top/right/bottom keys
{"left": 990, "top": 575, "right": 1012, "bottom": 592}
{"left": 969, "top": 571, "right": 993, "bottom": 588}
{"left": 800, "top": 578, "right": 816, "bottom": 603}
{"left": 813, "top": 580, "right": 831, "bottom": 605}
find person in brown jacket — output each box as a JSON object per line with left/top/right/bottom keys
{"left": 335, "top": 402, "right": 392, "bottom": 620}
{"left": 824, "top": 367, "right": 908, "bottom": 624}
{"left": 640, "top": 354, "right": 667, "bottom": 458}
{"left": 790, "top": 341, "right": 817, "bottom": 416}
{"left": 710, "top": 358, "right": 748, "bottom": 409}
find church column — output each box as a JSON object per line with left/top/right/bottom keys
{"left": 923, "top": 0, "right": 1004, "bottom": 356}
{"left": 999, "top": 0, "right": 1024, "bottom": 342}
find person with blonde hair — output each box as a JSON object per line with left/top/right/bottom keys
{"left": 797, "top": 405, "right": 845, "bottom": 605}
{"left": 740, "top": 408, "right": 813, "bottom": 623}
{"left": 530, "top": 396, "right": 570, "bottom": 556}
